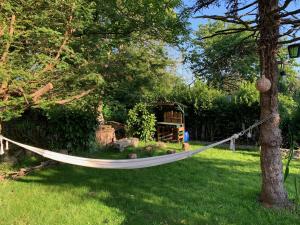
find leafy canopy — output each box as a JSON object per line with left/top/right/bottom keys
{"left": 189, "top": 21, "right": 259, "bottom": 91}
{"left": 0, "top": 0, "right": 188, "bottom": 121}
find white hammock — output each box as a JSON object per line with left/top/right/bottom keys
{"left": 0, "top": 114, "right": 273, "bottom": 169}
{"left": 0, "top": 135, "right": 233, "bottom": 169}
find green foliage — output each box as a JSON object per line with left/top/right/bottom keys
{"left": 295, "top": 178, "right": 300, "bottom": 206}
{"left": 279, "top": 73, "right": 300, "bottom": 99}
{"left": 126, "top": 103, "right": 156, "bottom": 141}
{"left": 90, "top": 0, "right": 189, "bottom": 44}
{"left": 189, "top": 80, "right": 224, "bottom": 111}
{"left": 278, "top": 94, "right": 298, "bottom": 146}
{"left": 0, "top": 0, "right": 188, "bottom": 121}
{"left": 46, "top": 105, "right": 98, "bottom": 151}
{"left": 3, "top": 104, "right": 98, "bottom": 152}
{"left": 288, "top": 105, "right": 300, "bottom": 146}
{"left": 174, "top": 80, "right": 260, "bottom": 141}
{"left": 102, "top": 101, "right": 128, "bottom": 123}
{"left": 99, "top": 39, "right": 186, "bottom": 123}
{"left": 234, "top": 82, "right": 259, "bottom": 106}
{"left": 279, "top": 94, "right": 297, "bottom": 124}
{"left": 170, "top": 76, "right": 299, "bottom": 145}
{"left": 189, "top": 21, "right": 259, "bottom": 91}
{"left": 283, "top": 132, "right": 300, "bottom": 206}
{"left": 284, "top": 132, "right": 296, "bottom": 182}
{"left": 1, "top": 0, "right": 188, "bottom": 152}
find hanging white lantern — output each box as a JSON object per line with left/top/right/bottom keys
{"left": 247, "top": 130, "right": 252, "bottom": 138}
{"left": 256, "top": 75, "right": 271, "bottom": 93}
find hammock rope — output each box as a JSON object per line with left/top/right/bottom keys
{"left": 0, "top": 114, "right": 275, "bottom": 169}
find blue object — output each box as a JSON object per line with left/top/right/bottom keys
{"left": 184, "top": 131, "right": 189, "bottom": 142}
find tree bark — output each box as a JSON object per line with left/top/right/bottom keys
{"left": 30, "top": 83, "right": 54, "bottom": 103}
{"left": 97, "top": 100, "right": 104, "bottom": 125}
{"left": 0, "top": 15, "right": 16, "bottom": 65}
{"left": 55, "top": 89, "right": 94, "bottom": 105}
{"left": 258, "top": 0, "right": 289, "bottom": 207}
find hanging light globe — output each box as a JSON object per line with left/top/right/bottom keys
{"left": 256, "top": 75, "right": 271, "bottom": 93}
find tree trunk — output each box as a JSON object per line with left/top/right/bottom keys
{"left": 97, "top": 100, "right": 104, "bottom": 125}
{"left": 258, "top": 0, "right": 289, "bottom": 207}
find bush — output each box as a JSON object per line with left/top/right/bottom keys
{"left": 102, "top": 100, "right": 128, "bottom": 123}
{"left": 177, "top": 81, "right": 260, "bottom": 142}
{"left": 3, "top": 105, "right": 98, "bottom": 152}
{"left": 46, "top": 105, "right": 98, "bottom": 151}
{"left": 126, "top": 103, "right": 156, "bottom": 142}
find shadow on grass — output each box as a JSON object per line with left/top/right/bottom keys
{"left": 14, "top": 149, "right": 300, "bottom": 225}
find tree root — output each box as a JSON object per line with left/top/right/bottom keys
{"left": 1, "top": 160, "right": 58, "bottom": 180}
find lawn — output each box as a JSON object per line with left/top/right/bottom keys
{"left": 0, "top": 143, "right": 300, "bottom": 225}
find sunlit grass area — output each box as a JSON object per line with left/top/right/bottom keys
{"left": 1, "top": 143, "right": 300, "bottom": 225}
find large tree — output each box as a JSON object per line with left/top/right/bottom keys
{"left": 192, "top": 0, "right": 300, "bottom": 208}
{"left": 190, "top": 21, "right": 259, "bottom": 91}
{"left": 0, "top": 0, "right": 188, "bottom": 121}
{"left": 100, "top": 37, "right": 184, "bottom": 122}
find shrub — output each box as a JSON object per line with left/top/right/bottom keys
{"left": 177, "top": 81, "right": 260, "bottom": 142}
{"left": 102, "top": 101, "right": 128, "bottom": 123}
{"left": 126, "top": 103, "right": 156, "bottom": 142}
{"left": 46, "top": 105, "right": 98, "bottom": 151}
{"left": 3, "top": 105, "right": 98, "bottom": 152}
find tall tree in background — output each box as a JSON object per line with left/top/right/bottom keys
{"left": 192, "top": 0, "right": 300, "bottom": 208}
{"left": 190, "top": 21, "right": 259, "bottom": 91}
{"left": 100, "top": 37, "right": 183, "bottom": 122}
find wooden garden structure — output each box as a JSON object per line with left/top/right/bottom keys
{"left": 153, "top": 102, "right": 186, "bottom": 142}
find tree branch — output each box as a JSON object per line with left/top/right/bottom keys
{"left": 281, "top": 9, "right": 300, "bottom": 18}
{"left": 0, "top": 15, "right": 16, "bottom": 64}
{"left": 0, "top": 81, "right": 8, "bottom": 95}
{"left": 30, "top": 83, "right": 54, "bottom": 103}
{"left": 193, "top": 15, "right": 256, "bottom": 28}
{"left": 41, "top": 12, "right": 74, "bottom": 73}
{"left": 55, "top": 89, "right": 94, "bottom": 105}
{"left": 281, "top": 18, "right": 300, "bottom": 25}
{"left": 73, "top": 29, "right": 134, "bottom": 38}
{"left": 226, "top": 1, "right": 258, "bottom": 14}
{"left": 280, "top": 0, "right": 294, "bottom": 11}
{"left": 0, "top": 23, "right": 4, "bottom": 37}
{"left": 198, "top": 28, "right": 255, "bottom": 40}
{"left": 280, "top": 27, "right": 300, "bottom": 38}
{"left": 193, "top": 0, "right": 219, "bottom": 12}
{"left": 280, "top": 28, "right": 296, "bottom": 37}
{"left": 0, "top": 15, "right": 16, "bottom": 101}
{"left": 215, "top": 27, "right": 256, "bottom": 34}
{"left": 279, "top": 37, "right": 300, "bottom": 45}
{"left": 272, "top": 0, "right": 294, "bottom": 14}
{"left": 0, "top": 81, "right": 9, "bottom": 101}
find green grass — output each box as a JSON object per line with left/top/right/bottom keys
{"left": 1, "top": 143, "right": 300, "bottom": 225}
